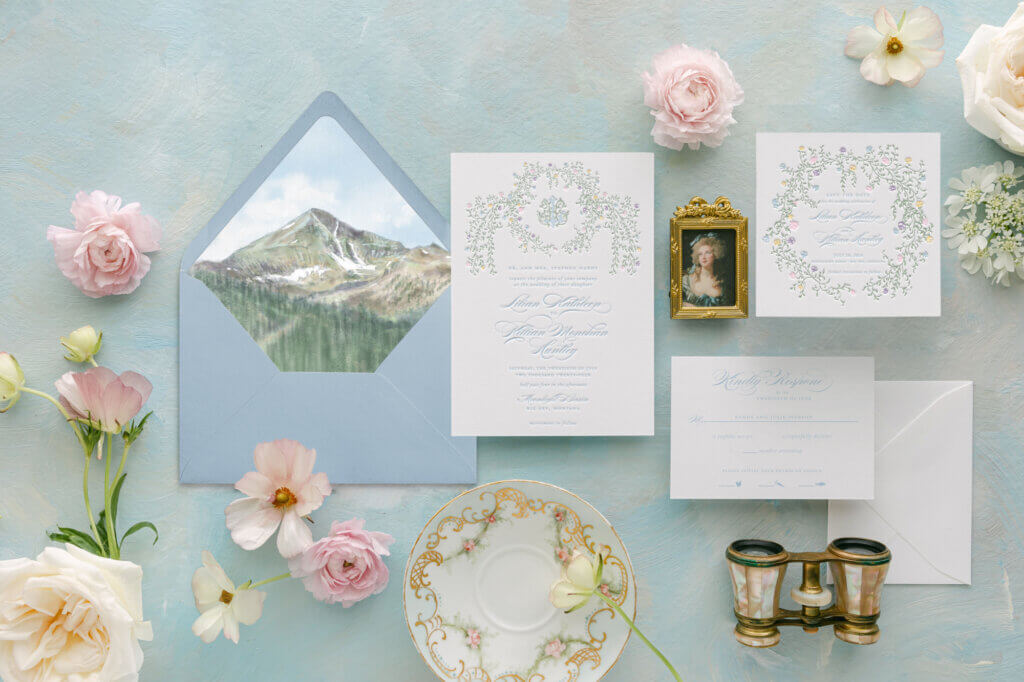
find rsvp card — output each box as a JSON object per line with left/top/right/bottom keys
{"left": 451, "top": 153, "right": 654, "bottom": 436}
{"left": 670, "top": 357, "right": 874, "bottom": 499}
{"left": 756, "top": 133, "right": 941, "bottom": 317}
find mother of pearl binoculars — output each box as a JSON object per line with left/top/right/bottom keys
{"left": 726, "top": 537, "right": 891, "bottom": 647}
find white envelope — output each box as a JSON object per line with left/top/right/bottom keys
{"left": 828, "top": 381, "right": 973, "bottom": 585}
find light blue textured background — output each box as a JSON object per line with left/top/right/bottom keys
{"left": 1, "top": 1, "right": 1022, "bottom": 680}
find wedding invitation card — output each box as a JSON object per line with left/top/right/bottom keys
{"left": 829, "top": 381, "right": 973, "bottom": 584}
{"left": 756, "top": 133, "right": 941, "bottom": 317}
{"left": 670, "top": 356, "right": 874, "bottom": 499}
{"left": 451, "top": 153, "right": 654, "bottom": 436}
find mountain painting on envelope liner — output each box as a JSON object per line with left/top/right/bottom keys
{"left": 190, "top": 207, "right": 450, "bottom": 373}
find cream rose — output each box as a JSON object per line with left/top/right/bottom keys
{"left": 0, "top": 545, "right": 152, "bottom": 682}
{"left": 958, "top": 3, "right": 1024, "bottom": 155}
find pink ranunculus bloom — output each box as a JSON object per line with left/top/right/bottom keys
{"left": 545, "top": 638, "right": 567, "bottom": 658}
{"left": 287, "top": 519, "right": 395, "bottom": 607}
{"left": 642, "top": 43, "right": 744, "bottom": 151}
{"left": 225, "top": 439, "right": 332, "bottom": 558}
{"left": 465, "top": 628, "right": 481, "bottom": 649}
{"left": 47, "top": 190, "right": 161, "bottom": 298}
{"left": 55, "top": 366, "right": 152, "bottom": 436}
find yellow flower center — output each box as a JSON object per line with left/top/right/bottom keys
{"left": 886, "top": 37, "right": 904, "bottom": 55}
{"left": 273, "top": 487, "right": 297, "bottom": 508}
{"left": 219, "top": 590, "right": 233, "bottom": 605}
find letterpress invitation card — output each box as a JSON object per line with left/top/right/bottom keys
{"left": 756, "top": 133, "right": 941, "bottom": 317}
{"left": 451, "top": 153, "right": 654, "bottom": 436}
{"left": 670, "top": 356, "right": 874, "bottom": 499}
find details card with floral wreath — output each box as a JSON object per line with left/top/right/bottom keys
{"left": 451, "top": 154, "right": 654, "bottom": 436}
{"left": 755, "top": 133, "right": 941, "bottom": 317}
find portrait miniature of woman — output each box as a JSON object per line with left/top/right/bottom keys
{"left": 681, "top": 233, "right": 734, "bottom": 307}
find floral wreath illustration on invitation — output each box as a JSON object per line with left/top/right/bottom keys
{"left": 407, "top": 485, "right": 633, "bottom": 682}
{"left": 766, "top": 143, "right": 932, "bottom": 303}
{"left": 465, "top": 161, "right": 642, "bottom": 275}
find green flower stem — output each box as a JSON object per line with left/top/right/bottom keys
{"left": 21, "top": 387, "right": 87, "bottom": 452}
{"left": 245, "top": 573, "right": 292, "bottom": 589}
{"left": 597, "top": 592, "right": 682, "bottom": 682}
{"left": 82, "top": 448, "right": 101, "bottom": 548}
{"left": 88, "top": 357, "right": 98, "bottom": 368}
{"left": 103, "top": 434, "right": 118, "bottom": 559}
{"left": 113, "top": 441, "right": 131, "bottom": 493}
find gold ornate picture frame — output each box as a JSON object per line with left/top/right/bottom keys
{"left": 670, "top": 196, "right": 749, "bottom": 319}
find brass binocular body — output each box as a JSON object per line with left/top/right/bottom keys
{"left": 726, "top": 538, "right": 891, "bottom": 647}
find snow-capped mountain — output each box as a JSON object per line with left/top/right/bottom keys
{"left": 191, "top": 207, "right": 450, "bottom": 319}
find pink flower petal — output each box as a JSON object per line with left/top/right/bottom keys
{"left": 253, "top": 441, "right": 289, "bottom": 482}
{"left": 845, "top": 25, "right": 882, "bottom": 59}
{"left": 117, "top": 371, "right": 152, "bottom": 406}
{"left": 235, "top": 471, "right": 274, "bottom": 499}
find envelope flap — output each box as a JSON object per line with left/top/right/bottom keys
{"left": 833, "top": 381, "right": 973, "bottom": 584}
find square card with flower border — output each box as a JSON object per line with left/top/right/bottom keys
{"left": 755, "top": 133, "right": 941, "bottom": 317}
{"left": 451, "top": 153, "right": 654, "bottom": 437}
{"left": 179, "top": 92, "right": 476, "bottom": 483}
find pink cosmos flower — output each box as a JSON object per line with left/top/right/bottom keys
{"left": 463, "top": 540, "right": 476, "bottom": 553}
{"left": 47, "top": 190, "right": 161, "bottom": 298}
{"left": 545, "top": 638, "right": 567, "bottom": 658}
{"left": 54, "top": 367, "right": 152, "bottom": 435}
{"left": 465, "top": 628, "right": 481, "bottom": 649}
{"left": 287, "top": 519, "right": 394, "bottom": 607}
{"left": 642, "top": 43, "right": 744, "bottom": 150}
{"left": 225, "top": 439, "right": 332, "bottom": 558}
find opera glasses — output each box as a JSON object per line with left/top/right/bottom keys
{"left": 726, "top": 538, "right": 891, "bottom": 647}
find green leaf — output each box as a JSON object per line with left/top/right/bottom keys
{"left": 96, "top": 511, "right": 109, "bottom": 547}
{"left": 120, "top": 521, "right": 158, "bottom": 548}
{"left": 54, "top": 526, "right": 104, "bottom": 555}
{"left": 109, "top": 473, "right": 127, "bottom": 533}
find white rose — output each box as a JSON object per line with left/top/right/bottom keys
{"left": 958, "top": 3, "right": 1024, "bottom": 155}
{"left": 0, "top": 545, "right": 153, "bottom": 682}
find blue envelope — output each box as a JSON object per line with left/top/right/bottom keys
{"left": 179, "top": 92, "right": 476, "bottom": 484}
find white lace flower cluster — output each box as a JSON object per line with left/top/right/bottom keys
{"left": 943, "top": 161, "right": 1024, "bottom": 286}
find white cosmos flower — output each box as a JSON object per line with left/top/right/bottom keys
{"left": 946, "top": 164, "right": 1000, "bottom": 215}
{"left": 225, "top": 439, "right": 332, "bottom": 558}
{"left": 191, "top": 551, "right": 265, "bottom": 644}
{"left": 942, "top": 215, "right": 990, "bottom": 254}
{"left": 845, "top": 7, "right": 944, "bottom": 87}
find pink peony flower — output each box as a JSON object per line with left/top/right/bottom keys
{"left": 225, "top": 439, "right": 332, "bottom": 558}
{"left": 287, "top": 519, "right": 395, "bottom": 607}
{"left": 642, "top": 44, "right": 744, "bottom": 150}
{"left": 465, "top": 628, "right": 481, "bottom": 649}
{"left": 545, "top": 638, "right": 567, "bottom": 658}
{"left": 47, "top": 190, "right": 161, "bottom": 298}
{"left": 55, "top": 366, "right": 152, "bottom": 435}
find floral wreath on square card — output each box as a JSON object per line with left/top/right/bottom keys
{"left": 766, "top": 143, "right": 933, "bottom": 304}
{"left": 464, "top": 161, "right": 642, "bottom": 275}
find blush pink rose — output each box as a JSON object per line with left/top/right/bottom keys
{"left": 47, "top": 190, "right": 161, "bottom": 298}
{"left": 287, "top": 519, "right": 394, "bottom": 607}
{"left": 642, "top": 43, "right": 744, "bottom": 150}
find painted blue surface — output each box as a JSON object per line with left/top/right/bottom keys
{"left": 0, "top": 1, "right": 1022, "bottom": 679}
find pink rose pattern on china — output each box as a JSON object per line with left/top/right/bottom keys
{"left": 288, "top": 519, "right": 394, "bottom": 607}
{"left": 642, "top": 43, "right": 744, "bottom": 151}
{"left": 47, "top": 190, "right": 162, "bottom": 298}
